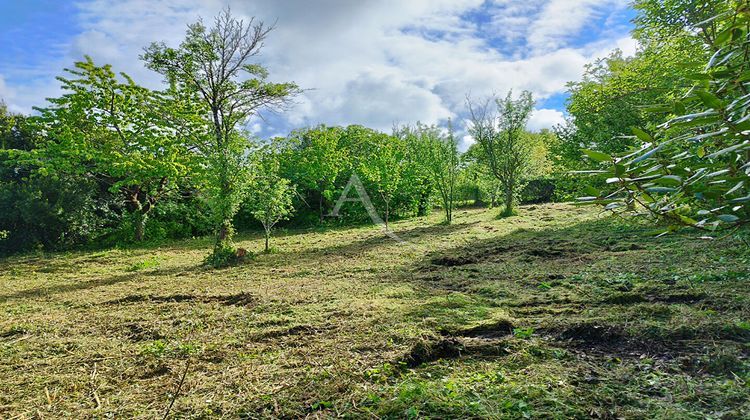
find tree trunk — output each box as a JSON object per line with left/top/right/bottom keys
{"left": 385, "top": 200, "right": 389, "bottom": 231}
{"left": 216, "top": 217, "right": 232, "bottom": 248}
{"left": 319, "top": 192, "right": 324, "bottom": 224}
{"left": 264, "top": 230, "right": 270, "bottom": 253}
{"left": 503, "top": 186, "right": 514, "bottom": 216}
{"left": 134, "top": 211, "right": 146, "bottom": 242}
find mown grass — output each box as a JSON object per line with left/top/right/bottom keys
{"left": 0, "top": 203, "right": 748, "bottom": 418}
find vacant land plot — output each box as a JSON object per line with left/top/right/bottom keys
{"left": 1, "top": 204, "right": 748, "bottom": 418}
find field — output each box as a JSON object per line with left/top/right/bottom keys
{"left": 1, "top": 203, "right": 749, "bottom": 418}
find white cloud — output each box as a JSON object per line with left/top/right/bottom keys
{"left": 3, "top": 0, "right": 636, "bottom": 137}
{"left": 528, "top": 108, "right": 566, "bottom": 131}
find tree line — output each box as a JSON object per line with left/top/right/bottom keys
{"left": 0, "top": 10, "right": 558, "bottom": 263}
{"left": 4, "top": 0, "right": 746, "bottom": 262}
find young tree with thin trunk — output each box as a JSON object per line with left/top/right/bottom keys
{"left": 422, "top": 121, "right": 460, "bottom": 223}
{"left": 467, "top": 90, "right": 534, "bottom": 217}
{"left": 398, "top": 121, "right": 460, "bottom": 223}
{"left": 247, "top": 150, "right": 295, "bottom": 253}
{"left": 359, "top": 132, "right": 406, "bottom": 230}
{"left": 142, "top": 8, "right": 300, "bottom": 263}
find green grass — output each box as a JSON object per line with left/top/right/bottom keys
{"left": 0, "top": 203, "right": 748, "bottom": 418}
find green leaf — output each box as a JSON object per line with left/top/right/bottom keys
{"left": 655, "top": 175, "right": 682, "bottom": 186}
{"left": 581, "top": 149, "right": 612, "bottom": 162}
{"left": 694, "top": 90, "right": 725, "bottom": 109}
{"left": 717, "top": 214, "right": 739, "bottom": 223}
{"left": 631, "top": 127, "right": 653, "bottom": 142}
{"left": 583, "top": 186, "right": 600, "bottom": 197}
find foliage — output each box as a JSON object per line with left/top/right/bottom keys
{"left": 357, "top": 130, "right": 407, "bottom": 229}
{"left": 30, "top": 57, "right": 195, "bottom": 242}
{"left": 398, "top": 122, "right": 460, "bottom": 223}
{"left": 246, "top": 148, "right": 296, "bottom": 252}
{"left": 142, "top": 8, "right": 300, "bottom": 258}
{"left": 556, "top": 42, "right": 703, "bottom": 170}
{"left": 583, "top": 2, "right": 750, "bottom": 232}
{"left": 277, "top": 125, "right": 347, "bottom": 223}
{"left": 468, "top": 90, "right": 535, "bottom": 216}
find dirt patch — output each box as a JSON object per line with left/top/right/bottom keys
{"left": 401, "top": 338, "right": 464, "bottom": 367}
{"left": 431, "top": 255, "right": 478, "bottom": 267}
{"left": 559, "top": 323, "right": 626, "bottom": 343}
{"left": 602, "top": 292, "right": 707, "bottom": 306}
{"left": 124, "top": 323, "right": 164, "bottom": 341}
{"left": 549, "top": 323, "right": 671, "bottom": 357}
{"left": 401, "top": 334, "right": 512, "bottom": 368}
{"left": 450, "top": 319, "right": 515, "bottom": 339}
{"left": 104, "top": 292, "right": 255, "bottom": 307}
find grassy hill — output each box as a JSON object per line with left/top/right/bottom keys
{"left": 1, "top": 203, "right": 748, "bottom": 418}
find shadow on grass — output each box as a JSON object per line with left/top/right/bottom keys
{"left": 0, "top": 264, "right": 198, "bottom": 303}
{"left": 403, "top": 215, "right": 750, "bottom": 362}
{"left": 283, "top": 220, "right": 483, "bottom": 262}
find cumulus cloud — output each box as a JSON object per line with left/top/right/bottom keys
{"left": 528, "top": 108, "right": 566, "bottom": 131}
{"left": 3, "top": 0, "right": 637, "bottom": 139}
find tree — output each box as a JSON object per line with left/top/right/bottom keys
{"left": 247, "top": 149, "right": 295, "bottom": 252}
{"left": 278, "top": 125, "right": 347, "bottom": 223}
{"left": 32, "top": 57, "right": 194, "bottom": 242}
{"left": 142, "top": 8, "right": 300, "bottom": 260}
{"left": 584, "top": 1, "right": 750, "bottom": 231}
{"left": 358, "top": 133, "right": 406, "bottom": 230}
{"left": 401, "top": 121, "right": 460, "bottom": 223}
{"left": 468, "top": 90, "right": 535, "bottom": 216}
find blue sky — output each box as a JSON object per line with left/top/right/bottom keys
{"left": 0, "top": 0, "right": 636, "bottom": 147}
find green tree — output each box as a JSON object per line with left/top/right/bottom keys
{"left": 402, "top": 122, "right": 460, "bottom": 223}
{"left": 32, "top": 57, "right": 194, "bottom": 242}
{"left": 247, "top": 149, "right": 295, "bottom": 253}
{"left": 142, "top": 8, "right": 300, "bottom": 260}
{"left": 585, "top": 1, "right": 750, "bottom": 230}
{"left": 468, "top": 90, "right": 535, "bottom": 216}
{"left": 278, "top": 125, "right": 347, "bottom": 223}
{"left": 358, "top": 133, "right": 406, "bottom": 230}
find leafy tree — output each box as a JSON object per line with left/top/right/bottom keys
{"left": 278, "top": 125, "right": 347, "bottom": 223}
{"left": 32, "top": 57, "right": 194, "bottom": 242}
{"left": 401, "top": 122, "right": 460, "bottom": 223}
{"left": 142, "top": 8, "right": 300, "bottom": 260}
{"left": 468, "top": 90, "right": 535, "bottom": 216}
{"left": 358, "top": 132, "right": 406, "bottom": 230}
{"left": 585, "top": 1, "right": 750, "bottom": 231}
{"left": 246, "top": 149, "right": 295, "bottom": 252}
{"left": 558, "top": 42, "right": 703, "bottom": 169}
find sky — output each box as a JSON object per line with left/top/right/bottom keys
{"left": 0, "top": 0, "right": 637, "bottom": 149}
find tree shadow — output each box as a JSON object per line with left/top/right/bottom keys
{"left": 282, "top": 220, "right": 483, "bottom": 262}
{"left": 0, "top": 264, "right": 198, "bottom": 303}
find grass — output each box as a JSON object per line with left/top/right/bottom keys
{"left": 0, "top": 203, "right": 748, "bottom": 418}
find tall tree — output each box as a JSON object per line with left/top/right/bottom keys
{"left": 142, "top": 8, "right": 300, "bottom": 261}
{"left": 33, "top": 57, "right": 194, "bottom": 242}
{"left": 468, "top": 90, "right": 534, "bottom": 216}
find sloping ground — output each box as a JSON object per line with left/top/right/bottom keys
{"left": 0, "top": 204, "right": 748, "bottom": 418}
